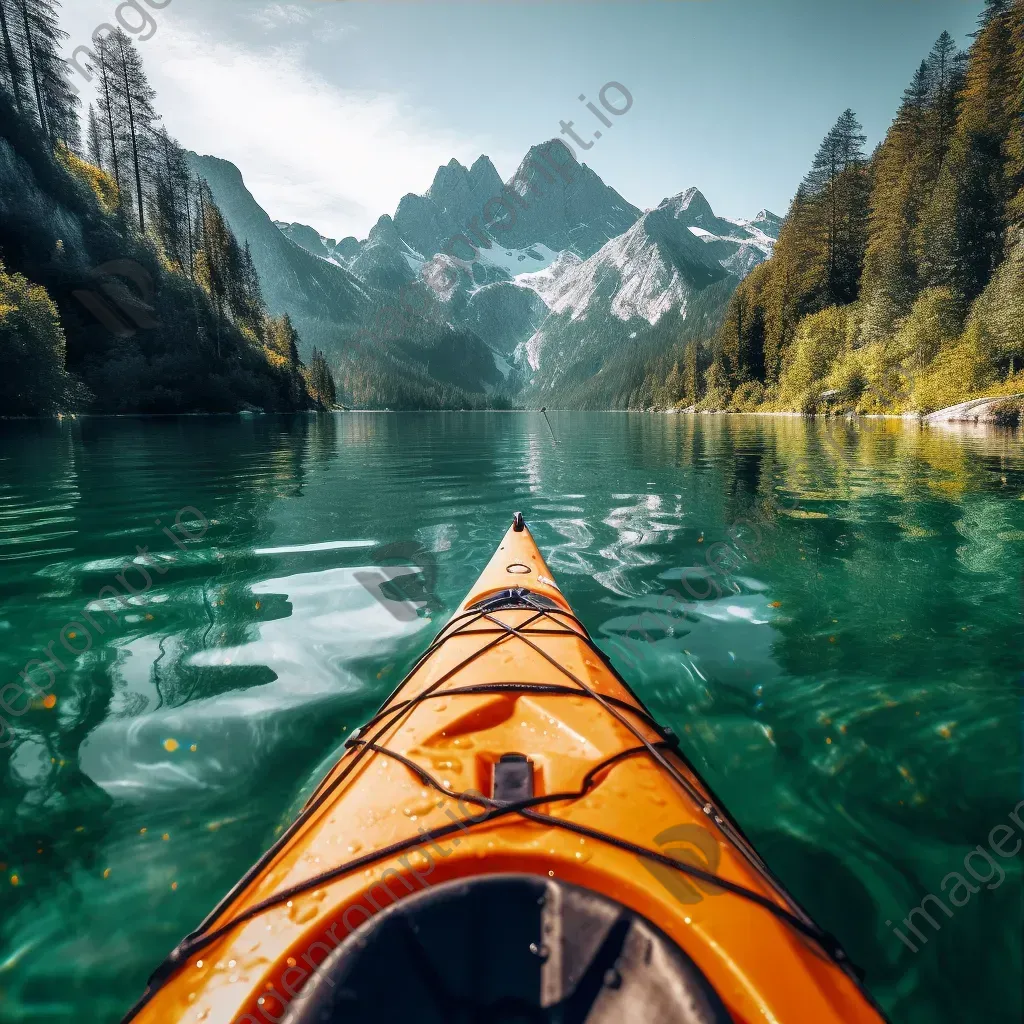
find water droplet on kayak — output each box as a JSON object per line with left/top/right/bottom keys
{"left": 290, "top": 902, "right": 318, "bottom": 924}
{"left": 347, "top": 840, "right": 363, "bottom": 854}
{"left": 406, "top": 850, "right": 431, "bottom": 871}
{"left": 403, "top": 796, "right": 434, "bottom": 818}
{"left": 529, "top": 942, "right": 550, "bottom": 961}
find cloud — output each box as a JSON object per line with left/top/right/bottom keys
{"left": 139, "top": 23, "right": 512, "bottom": 240}
{"left": 251, "top": 4, "right": 315, "bottom": 30}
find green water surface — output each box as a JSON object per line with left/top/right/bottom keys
{"left": 0, "top": 413, "right": 1021, "bottom": 1023}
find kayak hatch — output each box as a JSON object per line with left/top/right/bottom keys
{"left": 123, "top": 515, "right": 889, "bottom": 1024}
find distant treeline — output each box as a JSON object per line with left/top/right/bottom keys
{"left": 648, "top": 0, "right": 1024, "bottom": 415}
{"left": 0, "top": 0, "right": 333, "bottom": 415}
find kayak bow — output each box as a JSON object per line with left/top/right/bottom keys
{"left": 125, "top": 514, "right": 887, "bottom": 1024}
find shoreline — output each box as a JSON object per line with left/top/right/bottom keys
{"left": 1, "top": 408, "right": 1020, "bottom": 430}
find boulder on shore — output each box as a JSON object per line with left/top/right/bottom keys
{"left": 924, "top": 394, "right": 1024, "bottom": 427}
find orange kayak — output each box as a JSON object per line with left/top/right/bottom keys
{"left": 124, "top": 514, "right": 887, "bottom": 1024}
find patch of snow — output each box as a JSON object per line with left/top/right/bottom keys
{"left": 476, "top": 241, "right": 560, "bottom": 278}
{"left": 516, "top": 250, "right": 583, "bottom": 304}
{"left": 525, "top": 329, "right": 544, "bottom": 371}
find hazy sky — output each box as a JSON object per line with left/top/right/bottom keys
{"left": 61, "top": 0, "right": 982, "bottom": 241}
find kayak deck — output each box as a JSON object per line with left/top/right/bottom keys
{"left": 125, "top": 517, "right": 886, "bottom": 1024}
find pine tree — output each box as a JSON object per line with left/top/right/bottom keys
{"left": 663, "top": 361, "right": 683, "bottom": 405}
{"left": 3, "top": 1, "right": 77, "bottom": 150}
{"left": 148, "top": 128, "right": 197, "bottom": 275}
{"left": 86, "top": 102, "right": 103, "bottom": 168}
{"left": 923, "top": 32, "right": 968, "bottom": 178}
{"left": 26, "top": 0, "right": 78, "bottom": 150}
{"left": 718, "top": 280, "right": 766, "bottom": 384}
{"left": 801, "top": 109, "right": 871, "bottom": 307}
{"left": 0, "top": 0, "right": 26, "bottom": 114}
{"left": 195, "top": 180, "right": 238, "bottom": 342}
{"left": 682, "top": 338, "right": 699, "bottom": 404}
{"left": 306, "top": 348, "right": 336, "bottom": 408}
{"left": 1003, "top": 0, "right": 1023, "bottom": 224}
{"left": 976, "top": 0, "right": 1012, "bottom": 30}
{"left": 281, "top": 313, "right": 300, "bottom": 368}
{"left": 918, "top": 6, "right": 1016, "bottom": 302}
{"left": 89, "top": 33, "right": 124, "bottom": 206}
{"left": 15, "top": 0, "right": 47, "bottom": 141}
{"left": 861, "top": 59, "right": 933, "bottom": 335}
{"left": 113, "top": 29, "right": 159, "bottom": 232}
{"left": 231, "top": 241, "right": 265, "bottom": 331}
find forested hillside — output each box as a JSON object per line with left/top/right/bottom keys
{"left": 0, "top": 2, "right": 320, "bottom": 416}
{"left": 650, "top": 0, "right": 1024, "bottom": 416}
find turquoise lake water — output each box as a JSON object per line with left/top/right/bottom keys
{"left": 0, "top": 412, "right": 1021, "bottom": 1022}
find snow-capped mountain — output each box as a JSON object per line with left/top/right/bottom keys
{"left": 662, "top": 188, "right": 780, "bottom": 277}
{"left": 516, "top": 191, "right": 757, "bottom": 405}
{"left": 288, "top": 141, "right": 638, "bottom": 277}
{"left": 259, "top": 142, "right": 777, "bottom": 408}
{"left": 519, "top": 193, "right": 726, "bottom": 329}
{"left": 279, "top": 140, "right": 643, "bottom": 364}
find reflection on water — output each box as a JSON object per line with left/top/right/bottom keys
{"left": 0, "top": 412, "right": 1021, "bottom": 1024}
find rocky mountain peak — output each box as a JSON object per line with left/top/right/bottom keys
{"left": 367, "top": 213, "right": 402, "bottom": 247}
{"left": 468, "top": 154, "right": 503, "bottom": 196}
{"left": 661, "top": 188, "right": 717, "bottom": 227}
{"left": 428, "top": 157, "right": 469, "bottom": 200}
